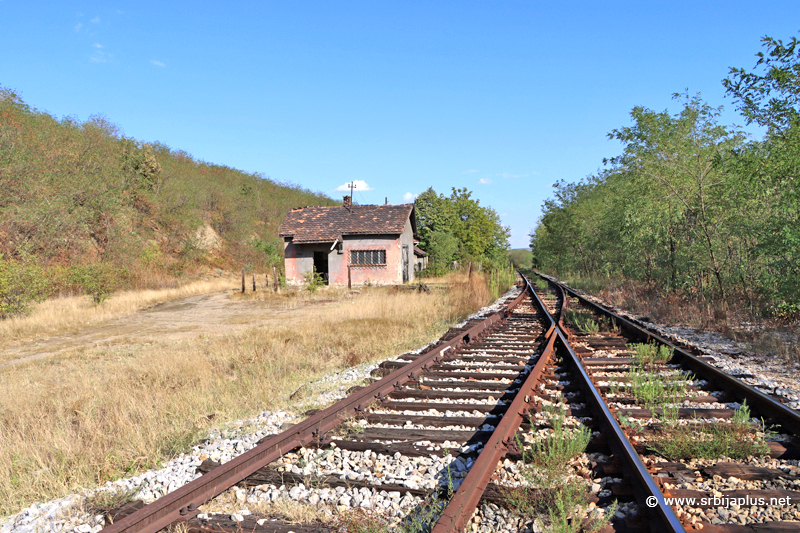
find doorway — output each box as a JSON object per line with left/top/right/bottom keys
{"left": 313, "top": 251, "right": 329, "bottom": 284}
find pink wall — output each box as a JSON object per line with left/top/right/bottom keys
{"left": 283, "top": 221, "right": 415, "bottom": 286}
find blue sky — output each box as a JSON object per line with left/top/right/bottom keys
{"left": 1, "top": 2, "right": 798, "bottom": 248}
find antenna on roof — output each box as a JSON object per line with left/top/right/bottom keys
{"left": 349, "top": 181, "right": 355, "bottom": 201}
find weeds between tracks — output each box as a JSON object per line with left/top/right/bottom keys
{"left": 0, "top": 272, "right": 507, "bottom": 517}
{"left": 503, "top": 400, "right": 617, "bottom": 532}
{"left": 648, "top": 401, "right": 772, "bottom": 461}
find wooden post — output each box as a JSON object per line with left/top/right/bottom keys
{"left": 241, "top": 268, "right": 245, "bottom": 293}
{"left": 273, "top": 266, "right": 278, "bottom": 292}
{"left": 468, "top": 261, "right": 473, "bottom": 279}
{"left": 348, "top": 265, "right": 352, "bottom": 290}
{"left": 252, "top": 273, "right": 256, "bottom": 292}
{"left": 266, "top": 273, "right": 269, "bottom": 290}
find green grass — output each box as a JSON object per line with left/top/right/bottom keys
{"left": 628, "top": 367, "right": 687, "bottom": 410}
{"left": 563, "top": 309, "right": 600, "bottom": 334}
{"left": 648, "top": 401, "right": 771, "bottom": 460}
{"left": 502, "top": 401, "right": 616, "bottom": 532}
{"left": 523, "top": 403, "right": 592, "bottom": 470}
{"left": 630, "top": 343, "right": 673, "bottom": 367}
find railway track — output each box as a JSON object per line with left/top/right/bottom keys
{"left": 96, "top": 274, "right": 800, "bottom": 533}
{"left": 532, "top": 273, "right": 800, "bottom": 532}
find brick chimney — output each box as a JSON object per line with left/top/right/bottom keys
{"left": 343, "top": 195, "right": 352, "bottom": 209}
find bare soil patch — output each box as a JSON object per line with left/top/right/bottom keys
{"left": 1, "top": 290, "right": 317, "bottom": 367}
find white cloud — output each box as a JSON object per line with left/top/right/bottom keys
{"left": 335, "top": 180, "right": 374, "bottom": 192}
{"left": 479, "top": 178, "right": 492, "bottom": 185}
{"left": 151, "top": 60, "right": 166, "bottom": 67}
{"left": 402, "top": 192, "right": 418, "bottom": 202}
{"left": 92, "top": 43, "right": 103, "bottom": 48}
{"left": 90, "top": 16, "right": 101, "bottom": 23}
{"left": 74, "top": 23, "right": 83, "bottom": 32}
{"left": 462, "top": 169, "right": 479, "bottom": 174}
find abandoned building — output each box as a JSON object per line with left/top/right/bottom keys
{"left": 279, "top": 196, "right": 419, "bottom": 286}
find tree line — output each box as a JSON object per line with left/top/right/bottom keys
{"left": 0, "top": 86, "right": 335, "bottom": 317}
{"left": 530, "top": 34, "right": 799, "bottom": 318}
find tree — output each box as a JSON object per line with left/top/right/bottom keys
{"left": 414, "top": 186, "right": 510, "bottom": 270}
{"left": 724, "top": 33, "right": 800, "bottom": 314}
{"left": 723, "top": 34, "right": 800, "bottom": 134}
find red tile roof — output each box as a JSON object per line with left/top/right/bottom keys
{"left": 279, "top": 204, "right": 415, "bottom": 243}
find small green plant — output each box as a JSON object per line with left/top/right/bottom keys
{"left": 630, "top": 343, "right": 673, "bottom": 367}
{"left": 504, "top": 403, "right": 617, "bottom": 532}
{"left": 628, "top": 367, "right": 687, "bottom": 410}
{"left": 303, "top": 268, "right": 325, "bottom": 292}
{"left": 525, "top": 403, "right": 592, "bottom": 470}
{"left": 564, "top": 309, "right": 600, "bottom": 334}
{"left": 598, "top": 315, "right": 620, "bottom": 333}
{"left": 536, "top": 278, "right": 549, "bottom": 291}
{"left": 548, "top": 484, "right": 617, "bottom": 533}
{"left": 648, "top": 402, "right": 770, "bottom": 460}
{"left": 608, "top": 378, "right": 622, "bottom": 396}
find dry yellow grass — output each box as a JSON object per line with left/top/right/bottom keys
{"left": 0, "top": 277, "right": 236, "bottom": 344}
{"left": 0, "top": 272, "right": 503, "bottom": 517}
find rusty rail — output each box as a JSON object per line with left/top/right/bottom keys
{"left": 550, "top": 274, "right": 800, "bottom": 436}
{"left": 539, "top": 275, "right": 684, "bottom": 532}
{"left": 431, "top": 279, "right": 556, "bottom": 532}
{"left": 433, "top": 275, "right": 684, "bottom": 532}
{"left": 101, "top": 290, "right": 527, "bottom": 533}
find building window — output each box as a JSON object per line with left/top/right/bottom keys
{"left": 350, "top": 249, "right": 386, "bottom": 266}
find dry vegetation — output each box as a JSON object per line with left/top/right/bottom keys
{"left": 563, "top": 274, "right": 800, "bottom": 361}
{"left": 0, "top": 272, "right": 501, "bottom": 517}
{"left": 0, "top": 276, "right": 234, "bottom": 348}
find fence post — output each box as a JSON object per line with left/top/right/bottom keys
{"left": 241, "top": 268, "right": 245, "bottom": 293}
{"left": 468, "top": 261, "right": 473, "bottom": 279}
{"left": 273, "top": 266, "right": 278, "bottom": 292}
{"left": 266, "top": 273, "right": 269, "bottom": 290}
{"left": 252, "top": 273, "right": 256, "bottom": 292}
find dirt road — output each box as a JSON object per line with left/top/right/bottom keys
{"left": 1, "top": 291, "right": 314, "bottom": 367}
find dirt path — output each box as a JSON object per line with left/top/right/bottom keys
{"left": 1, "top": 291, "right": 310, "bottom": 367}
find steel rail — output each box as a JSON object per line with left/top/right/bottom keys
{"left": 431, "top": 279, "right": 557, "bottom": 533}
{"left": 530, "top": 275, "right": 685, "bottom": 533}
{"left": 101, "top": 290, "right": 527, "bottom": 533}
{"left": 555, "top": 327, "right": 685, "bottom": 532}
{"left": 548, "top": 274, "right": 800, "bottom": 435}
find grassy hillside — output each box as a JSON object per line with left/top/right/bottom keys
{"left": 0, "top": 86, "right": 336, "bottom": 317}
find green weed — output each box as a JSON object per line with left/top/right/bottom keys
{"left": 630, "top": 343, "right": 673, "bottom": 367}
{"left": 628, "top": 367, "right": 687, "bottom": 410}
{"left": 502, "top": 401, "right": 616, "bottom": 532}
{"left": 564, "top": 309, "right": 600, "bottom": 334}
{"left": 648, "top": 402, "right": 770, "bottom": 460}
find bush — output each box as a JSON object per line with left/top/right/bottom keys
{"left": 303, "top": 268, "right": 325, "bottom": 293}
{"left": 0, "top": 257, "right": 52, "bottom": 318}
{"left": 67, "top": 263, "right": 128, "bottom": 305}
